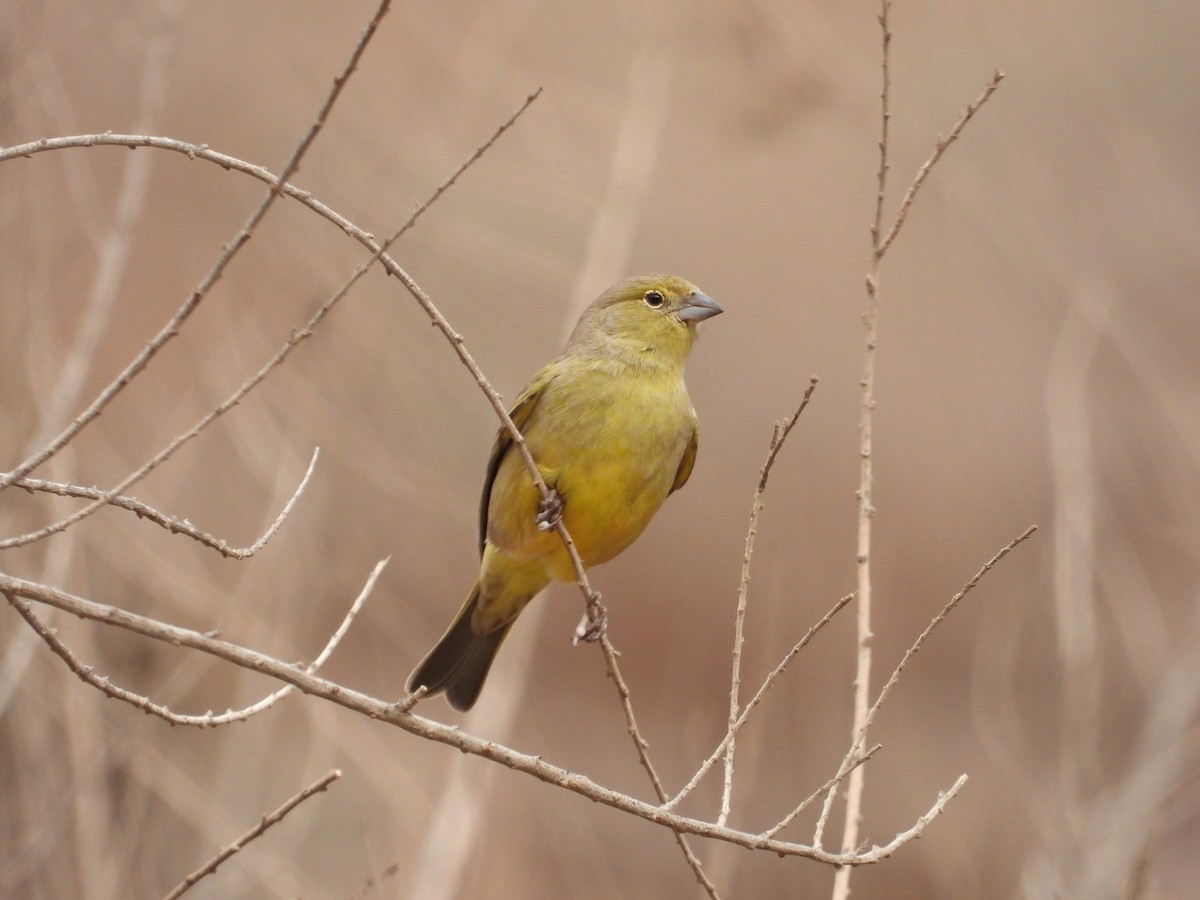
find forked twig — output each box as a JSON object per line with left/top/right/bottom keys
{"left": 161, "top": 769, "right": 342, "bottom": 899}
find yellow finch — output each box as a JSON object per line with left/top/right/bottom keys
{"left": 407, "top": 274, "right": 723, "bottom": 710}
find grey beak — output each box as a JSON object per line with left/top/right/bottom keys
{"left": 676, "top": 290, "right": 724, "bottom": 323}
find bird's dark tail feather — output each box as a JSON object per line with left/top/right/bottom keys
{"left": 406, "top": 584, "right": 512, "bottom": 712}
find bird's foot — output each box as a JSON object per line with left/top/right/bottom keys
{"left": 572, "top": 598, "right": 607, "bottom": 645}
{"left": 535, "top": 488, "right": 564, "bottom": 532}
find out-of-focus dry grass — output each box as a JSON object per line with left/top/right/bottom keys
{"left": 3, "top": 1, "right": 1200, "bottom": 897}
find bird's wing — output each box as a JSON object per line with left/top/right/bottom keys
{"left": 478, "top": 366, "right": 555, "bottom": 555}
{"left": 669, "top": 421, "right": 699, "bottom": 496}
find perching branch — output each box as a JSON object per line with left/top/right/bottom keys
{"left": 0, "top": 570, "right": 961, "bottom": 866}
{"left": 0, "top": 88, "right": 539, "bottom": 552}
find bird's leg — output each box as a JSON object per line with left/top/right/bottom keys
{"left": 535, "top": 487, "right": 564, "bottom": 531}
{"left": 572, "top": 593, "right": 607, "bottom": 645}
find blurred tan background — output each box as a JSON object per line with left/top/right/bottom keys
{"left": 3, "top": 1, "right": 1199, "bottom": 897}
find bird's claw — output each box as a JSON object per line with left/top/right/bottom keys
{"left": 535, "top": 489, "right": 564, "bottom": 532}
{"left": 572, "top": 600, "right": 607, "bottom": 645}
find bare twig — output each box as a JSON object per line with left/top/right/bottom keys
{"left": 879, "top": 774, "right": 968, "bottom": 850}
{"left": 2, "top": 570, "right": 959, "bottom": 866}
{"left": 0, "top": 0, "right": 394, "bottom": 495}
{"left": 0, "top": 88, "right": 540, "bottom": 552}
{"left": 7, "top": 558, "right": 385, "bottom": 727}
{"left": 875, "top": 70, "right": 1005, "bottom": 257}
{"left": 383, "top": 88, "right": 543, "bottom": 248}
{"left": 161, "top": 769, "right": 342, "bottom": 899}
{"left": 595, "top": 633, "right": 719, "bottom": 897}
{"left": 834, "top": 2, "right": 895, "bottom": 878}
{"left": 722, "top": 377, "right": 819, "bottom": 826}
{"left": 820, "top": 526, "right": 1037, "bottom": 854}
{"left": 833, "top": 4, "right": 1005, "bottom": 893}
{"left": 383, "top": 256, "right": 603, "bottom": 623}
{"left": 32, "top": 0, "right": 177, "bottom": 450}
{"left": 763, "top": 744, "right": 882, "bottom": 841}
{"left": 10, "top": 448, "right": 319, "bottom": 559}
{"left": 858, "top": 527, "right": 1036, "bottom": 742}
{"left": 663, "top": 593, "right": 853, "bottom": 812}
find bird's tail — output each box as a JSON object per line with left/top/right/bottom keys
{"left": 406, "top": 583, "right": 512, "bottom": 712}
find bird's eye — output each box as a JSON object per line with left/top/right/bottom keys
{"left": 644, "top": 290, "right": 665, "bottom": 308}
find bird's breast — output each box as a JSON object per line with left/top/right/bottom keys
{"left": 487, "top": 365, "right": 695, "bottom": 576}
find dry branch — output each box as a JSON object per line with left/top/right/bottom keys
{"left": 0, "top": 0, "right": 395, "bottom": 497}
{"left": 161, "top": 769, "right": 342, "bottom": 899}
{"left": 7, "top": 558, "right": 384, "bottom": 727}
{"left": 10, "top": 448, "right": 318, "bottom": 559}
{"left": 833, "top": 3, "right": 1007, "bottom": 894}
{"left": 723, "top": 377, "right": 820, "bottom": 825}
{"left": 0, "top": 571, "right": 960, "bottom": 867}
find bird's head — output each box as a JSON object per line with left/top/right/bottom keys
{"left": 567, "top": 274, "right": 723, "bottom": 365}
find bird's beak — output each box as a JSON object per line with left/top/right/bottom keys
{"left": 676, "top": 291, "right": 724, "bottom": 323}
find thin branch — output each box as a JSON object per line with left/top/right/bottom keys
{"left": 722, "top": 377, "right": 819, "bottom": 826}
{"left": 381, "top": 246, "right": 604, "bottom": 628}
{"left": 875, "top": 70, "right": 1005, "bottom": 257}
{"left": 856, "top": 527, "right": 1037, "bottom": 756}
{"left": 32, "top": 0, "right": 176, "bottom": 450}
{"left": 161, "top": 769, "right": 342, "bottom": 899}
{"left": 876, "top": 774, "right": 968, "bottom": 853}
{"left": 663, "top": 593, "right": 853, "bottom": 812}
{"left": 386, "top": 88, "right": 543, "bottom": 246}
{"left": 0, "top": 0, "right": 393, "bottom": 495}
{"left": 869, "top": 0, "right": 893, "bottom": 257}
{"left": 834, "top": 6, "right": 1007, "bottom": 882}
{"left": 595, "top": 633, "right": 719, "bottom": 897}
{"left": 7, "top": 558, "right": 385, "bottom": 727}
{"left": 0, "top": 89, "right": 541, "bottom": 551}
{"left": 819, "top": 526, "right": 1036, "bottom": 853}
{"left": 835, "top": 2, "right": 893, "bottom": 881}
{"left": 11, "top": 448, "right": 319, "bottom": 559}
{"left": 2, "top": 571, "right": 957, "bottom": 866}
{"left": 758, "top": 379, "right": 821, "bottom": 493}
{"left": 763, "top": 744, "right": 882, "bottom": 841}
